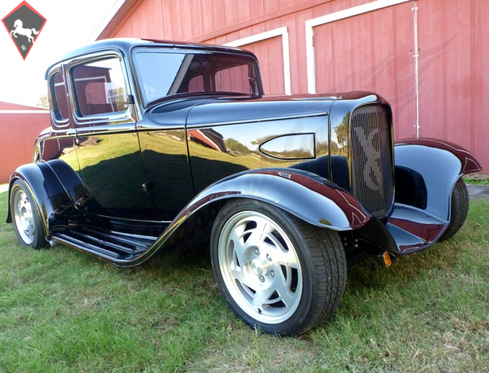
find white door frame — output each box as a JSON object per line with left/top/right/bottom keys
{"left": 226, "top": 27, "right": 291, "bottom": 95}
{"left": 305, "top": 0, "right": 411, "bottom": 94}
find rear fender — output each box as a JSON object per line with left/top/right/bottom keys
{"left": 43, "top": 159, "right": 99, "bottom": 213}
{"left": 394, "top": 138, "right": 482, "bottom": 220}
{"left": 7, "top": 162, "right": 73, "bottom": 234}
{"left": 6, "top": 160, "right": 90, "bottom": 233}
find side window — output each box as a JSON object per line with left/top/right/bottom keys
{"left": 215, "top": 65, "right": 249, "bottom": 93}
{"left": 50, "top": 71, "right": 70, "bottom": 121}
{"left": 188, "top": 75, "right": 204, "bottom": 92}
{"left": 72, "top": 57, "right": 129, "bottom": 117}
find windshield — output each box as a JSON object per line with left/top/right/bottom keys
{"left": 133, "top": 48, "right": 261, "bottom": 106}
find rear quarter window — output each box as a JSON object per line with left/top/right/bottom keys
{"left": 49, "top": 71, "right": 70, "bottom": 123}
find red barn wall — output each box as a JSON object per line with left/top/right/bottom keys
{"left": 417, "top": 0, "right": 489, "bottom": 172}
{"left": 0, "top": 105, "right": 50, "bottom": 184}
{"left": 101, "top": 0, "right": 488, "bottom": 172}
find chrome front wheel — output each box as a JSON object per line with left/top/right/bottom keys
{"left": 217, "top": 209, "right": 303, "bottom": 325}
{"left": 211, "top": 199, "right": 346, "bottom": 336}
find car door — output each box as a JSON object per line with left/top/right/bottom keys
{"left": 69, "top": 54, "right": 154, "bottom": 219}
{"left": 131, "top": 48, "right": 197, "bottom": 222}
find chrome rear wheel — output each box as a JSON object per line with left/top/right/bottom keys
{"left": 10, "top": 180, "right": 47, "bottom": 249}
{"left": 12, "top": 188, "right": 36, "bottom": 245}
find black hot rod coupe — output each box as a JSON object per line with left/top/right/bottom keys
{"left": 7, "top": 39, "right": 482, "bottom": 335}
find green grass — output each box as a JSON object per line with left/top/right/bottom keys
{"left": 465, "top": 174, "right": 489, "bottom": 185}
{"left": 0, "top": 187, "right": 488, "bottom": 372}
{"left": 465, "top": 179, "right": 489, "bottom": 186}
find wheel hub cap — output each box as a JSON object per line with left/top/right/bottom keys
{"left": 13, "top": 189, "right": 36, "bottom": 245}
{"left": 250, "top": 258, "right": 269, "bottom": 276}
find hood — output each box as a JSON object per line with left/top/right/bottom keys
{"left": 147, "top": 91, "right": 383, "bottom": 129}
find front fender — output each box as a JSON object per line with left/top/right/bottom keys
{"left": 173, "top": 168, "right": 371, "bottom": 231}
{"left": 396, "top": 138, "right": 482, "bottom": 174}
{"left": 394, "top": 138, "right": 482, "bottom": 220}
{"left": 114, "top": 168, "right": 373, "bottom": 267}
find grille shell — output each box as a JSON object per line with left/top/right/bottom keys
{"left": 350, "top": 105, "right": 394, "bottom": 217}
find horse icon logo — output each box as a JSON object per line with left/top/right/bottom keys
{"left": 1, "top": 1, "right": 46, "bottom": 60}
{"left": 10, "top": 19, "right": 39, "bottom": 43}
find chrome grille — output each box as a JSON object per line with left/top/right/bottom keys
{"left": 350, "top": 105, "right": 393, "bottom": 217}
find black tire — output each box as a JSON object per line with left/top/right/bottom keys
{"left": 439, "top": 178, "right": 469, "bottom": 241}
{"left": 9, "top": 179, "right": 48, "bottom": 249}
{"left": 210, "top": 199, "right": 347, "bottom": 336}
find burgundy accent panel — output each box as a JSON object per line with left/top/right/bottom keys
{"left": 389, "top": 217, "right": 445, "bottom": 254}
{"left": 256, "top": 169, "right": 371, "bottom": 229}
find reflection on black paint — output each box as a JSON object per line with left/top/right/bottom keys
{"left": 79, "top": 152, "right": 153, "bottom": 213}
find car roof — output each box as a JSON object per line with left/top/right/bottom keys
{"left": 45, "top": 38, "right": 255, "bottom": 79}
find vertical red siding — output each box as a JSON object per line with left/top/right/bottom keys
{"left": 418, "top": 0, "right": 489, "bottom": 168}
{"left": 313, "top": 2, "right": 415, "bottom": 139}
{"left": 104, "top": 0, "right": 489, "bottom": 171}
{"left": 243, "top": 37, "right": 285, "bottom": 95}
{"left": 0, "top": 112, "right": 50, "bottom": 183}
{"left": 471, "top": 0, "right": 489, "bottom": 170}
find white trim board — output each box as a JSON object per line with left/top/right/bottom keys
{"left": 0, "top": 110, "right": 49, "bottom": 114}
{"left": 90, "top": 0, "right": 127, "bottom": 42}
{"left": 225, "top": 27, "right": 292, "bottom": 95}
{"left": 305, "top": 0, "right": 411, "bottom": 93}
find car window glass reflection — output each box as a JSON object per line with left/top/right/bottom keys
{"left": 72, "top": 58, "right": 129, "bottom": 117}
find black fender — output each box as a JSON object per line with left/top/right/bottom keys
{"left": 6, "top": 160, "right": 93, "bottom": 234}
{"left": 141, "top": 168, "right": 374, "bottom": 265}
{"left": 187, "top": 168, "right": 372, "bottom": 230}
{"left": 394, "top": 138, "right": 482, "bottom": 220}
{"left": 156, "top": 168, "right": 371, "bottom": 245}
{"left": 42, "top": 159, "right": 98, "bottom": 213}
{"left": 7, "top": 162, "right": 73, "bottom": 235}
{"left": 84, "top": 167, "right": 375, "bottom": 267}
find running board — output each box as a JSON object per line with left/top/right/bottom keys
{"left": 51, "top": 226, "right": 157, "bottom": 261}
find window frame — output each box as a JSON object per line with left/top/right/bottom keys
{"left": 131, "top": 47, "right": 261, "bottom": 108}
{"left": 66, "top": 51, "right": 135, "bottom": 127}
{"left": 47, "top": 67, "right": 70, "bottom": 128}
